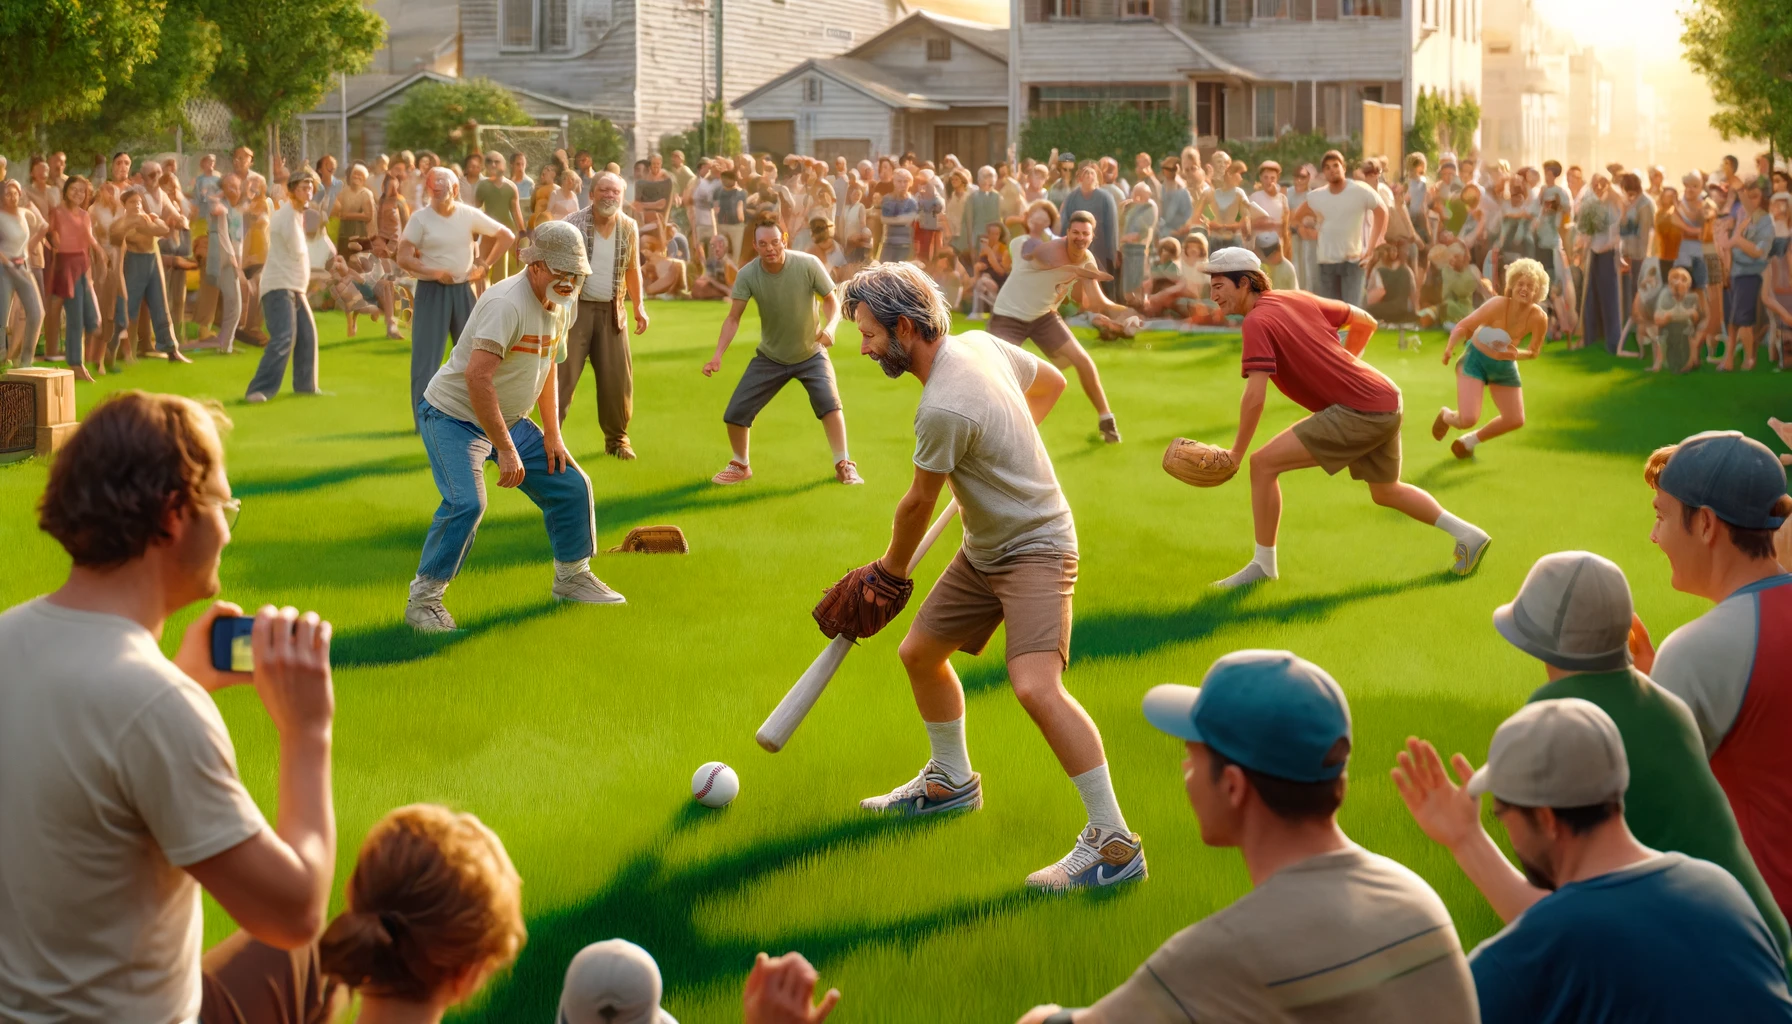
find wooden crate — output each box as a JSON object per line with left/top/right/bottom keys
{"left": 34, "top": 421, "right": 78, "bottom": 457}
{"left": 2, "top": 367, "right": 77, "bottom": 426}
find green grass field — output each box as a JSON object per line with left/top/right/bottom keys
{"left": 3, "top": 300, "right": 1787, "bottom": 1021}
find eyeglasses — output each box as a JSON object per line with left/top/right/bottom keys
{"left": 208, "top": 497, "right": 242, "bottom": 530}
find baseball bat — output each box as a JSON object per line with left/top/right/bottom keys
{"left": 756, "top": 499, "right": 961, "bottom": 753}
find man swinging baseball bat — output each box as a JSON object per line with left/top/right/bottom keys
{"left": 816, "top": 261, "right": 1145, "bottom": 892}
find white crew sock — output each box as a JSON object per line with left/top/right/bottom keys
{"left": 1460, "top": 431, "right": 1481, "bottom": 451}
{"left": 925, "top": 718, "right": 973, "bottom": 786}
{"left": 1215, "top": 545, "right": 1278, "bottom": 589}
{"left": 1434, "top": 511, "right": 1487, "bottom": 544}
{"left": 408, "top": 575, "right": 448, "bottom": 602}
{"left": 1071, "top": 763, "right": 1129, "bottom": 835}
{"left": 1253, "top": 543, "right": 1278, "bottom": 576}
{"left": 554, "top": 557, "right": 591, "bottom": 581}
{"left": 833, "top": 448, "right": 851, "bottom": 464}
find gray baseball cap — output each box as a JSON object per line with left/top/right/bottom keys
{"left": 1493, "top": 551, "right": 1633, "bottom": 672}
{"left": 558, "top": 939, "right": 678, "bottom": 1024}
{"left": 1657, "top": 430, "right": 1789, "bottom": 530}
{"left": 521, "top": 220, "right": 592, "bottom": 277}
{"left": 1466, "top": 698, "right": 1629, "bottom": 808}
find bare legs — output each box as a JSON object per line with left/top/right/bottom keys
{"left": 1051, "top": 340, "right": 1112, "bottom": 418}
{"left": 1441, "top": 377, "right": 1526, "bottom": 445}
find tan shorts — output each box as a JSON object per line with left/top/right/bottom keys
{"left": 912, "top": 550, "right": 1076, "bottom": 666}
{"left": 1291, "top": 404, "right": 1404, "bottom": 484}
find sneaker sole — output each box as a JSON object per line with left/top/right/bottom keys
{"left": 1454, "top": 537, "right": 1491, "bottom": 576}
{"left": 1432, "top": 411, "right": 1450, "bottom": 441}
{"left": 861, "top": 789, "right": 982, "bottom": 816}
{"left": 1028, "top": 854, "right": 1148, "bottom": 892}
{"left": 1451, "top": 438, "right": 1473, "bottom": 459}
{"left": 553, "top": 591, "right": 627, "bottom": 605}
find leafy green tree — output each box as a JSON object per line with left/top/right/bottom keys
{"left": 1404, "top": 89, "right": 1479, "bottom": 167}
{"left": 570, "top": 116, "right": 628, "bottom": 168}
{"left": 385, "top": 78, "right": 533, "bottom": 162}
{"left": 1682, "top": 0, "right": 1792, "bottom": 154}
{"left": 0, "top": 0, "right": 166, "bottom": 151}
{"left": 1019, "top": 104, "right": 1191, "bottom": 166}
{"left": 659, "top": 102, "right": 741, "bottom": 160}
{"left": 1230, "top": 131, "right": 1363, "bottom": 175}
{"left": 45, "top": 4, "right": 222, "bottom": 168}
{"left": 206, "top": 0, "right": 385, "bottom": 151}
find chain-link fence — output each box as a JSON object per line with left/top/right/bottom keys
{"left": 475, "top": 124, "right": 565, "bottom": 169}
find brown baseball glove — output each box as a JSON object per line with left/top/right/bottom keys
{"left": 608, "top": 525, "right": 689, "bottom": 554}
{"left": 813, "top": 560, "right": 915, "bottom": 640}
{"left": 1163, "top": 438, "right": 1240, "bottom": 487}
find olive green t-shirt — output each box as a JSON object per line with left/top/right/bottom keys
{"left": 474, "top": 178, "right": 519, "bottom": 230}
{"left": 1528, "top": 668, "right": 1791, "bottom": 964}
{"left": 729, "top": 251, "right": 836, "bottom": 366}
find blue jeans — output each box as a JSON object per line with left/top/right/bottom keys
{"left": 63, "top": 271, "right": 99, "bottom": 366}
{"left": 1316, "top": 261, "right": 1366, "bottom": 306}
{"left": 415, "top": 399, "right": 596, "bottom": 583}
{"left": 411, "top": 281, "right": 475, "bottom": 428}
{"left": 117, "top": 251, "right": 176, "bottom": 358}
{"left": 246, "top": 289, "right": 319, "bottom": 398}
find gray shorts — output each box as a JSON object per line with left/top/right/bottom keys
{"left": 723, "top": 351, "right": 842, "bottom": 427}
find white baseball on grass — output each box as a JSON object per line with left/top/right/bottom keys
{"left": 692, "top": 761, "right": 739, "bottom": 808}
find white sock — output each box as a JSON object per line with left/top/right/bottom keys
{"left": 925, "top": 718, "right": 973, "bottom": 785}
{"left": 1098, "top": 411, "right": 1116, "bottom": 423}
{"left": 1253, "top": 543, "right": 1278, "bottom": 576}
{"left": 554, "top": 557, "right": 591, "bottom": 581}
{"left": 1071, "top": 763, "right": 1129, "bottom": 835}
{"left": 833, "top": 448, "right": 850, "bottom": 464}
{"left": 1460, "top": 431, "right": 1480, "bottom": 451}
{"left": 1434, "top": 511, "right": 1486, "bottom": 544}
{"left": 408, "top": 575, "right": 448, "bottom": 602}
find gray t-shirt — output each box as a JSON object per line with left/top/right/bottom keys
{"left": 730, "top": 251, "right": 835, "bottom": 366}
{"left": 1089, "top": 845, "right": 1478, "bottom": 1023}
{"left": 913, "top": 331, "right": 1075, "bottom": 570}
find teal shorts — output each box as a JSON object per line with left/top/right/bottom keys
{"left": 1459, "top": 346, "right": 1522, "bottom": 388}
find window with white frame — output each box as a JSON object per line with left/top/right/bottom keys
{"left": 1254, "top": 0, "right": 1287, "bottom": 17}
{"left": 500, "top": 0, "right": 572, "bottom": 51}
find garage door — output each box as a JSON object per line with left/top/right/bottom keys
{"left": 749, "top": 120, "right": 795, "bottom": 160}
{"left": 812, "top": 138, "right": 871, "bottom": 164}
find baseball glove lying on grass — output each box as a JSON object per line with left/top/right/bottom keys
{"left": 813, "top": 560, "right": 915, "bottom": 640}
{"left": 1163, "top": 438, "right": 1240, "bottom": 487}
{"left": 608, "top": 525, "right": 689, "bottom": 553}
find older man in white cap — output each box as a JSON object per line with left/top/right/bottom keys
{"left": 1395, "top": 698, "right": 1792, "bottom": 1024}
{"left": 405, "top": 220, "right": 624, "bottom": 632}
{"left": 1397, "top": 549, "right": 1789, "bottom": 963}
{"left": 559, "top": 939, "right": 678, "bottom": 1024}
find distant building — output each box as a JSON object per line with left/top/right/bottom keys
{"left": 733, "top": 11, "right": 1010, "bottom": 166}
{"left": 1009, "top": 0, "right": 1481, "bottom": 153}
{"left": 1480, "top": 0, "right": 1572, "bottom": 169}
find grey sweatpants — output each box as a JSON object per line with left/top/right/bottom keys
{"left": 410, "top": 280, "right": 474, "bottom": 429}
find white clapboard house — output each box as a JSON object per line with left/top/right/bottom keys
{"left": 732, "top": 10, "right": 1010, "bottom": 167}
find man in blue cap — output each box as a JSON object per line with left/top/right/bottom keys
{"left": 1015, "top": 650, "right": 1475, "bottom": 1024}
{"left": 1640, "top": 430, "right": 1792, "bottom": 928}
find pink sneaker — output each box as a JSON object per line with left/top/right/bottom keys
{"left": 712, "top": 459, "right": 752, "bottom": 485}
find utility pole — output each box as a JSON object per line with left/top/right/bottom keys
{"left": 699, "top": 0, "right": 708, "bottom": 156}
{"left": 715, "top": 0, "right": 725, "bottom": 152}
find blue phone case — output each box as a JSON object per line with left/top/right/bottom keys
{"left": 210, "top": 616, "right": 255, "bottom": 672}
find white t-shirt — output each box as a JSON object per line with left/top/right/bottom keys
{"left": 0, "top": 599, "right": 268, "bottom": 1022}
{"left": 1090, "top": 845, "right": 1477, "bottom": 1023}
{"left": 259, "top": 203, "right": 311, "bottom": 296}
{"left": 424, "top": 272, "right": 575, "bottom": 426}
{"left": 992, "top": 236, "right": 1096, "bottom": 321}
{"left": 1307, "top": 180, "right": 1387, "bottom": 264}
{"left": 913, "top": 331, "right": 1076, "bottom": 570}
{"left": 400, "top": 201, "right": 506, "bottom": 283}
{"left": 0, "top": 206, "right": 43, "bottom": 261}
{"left": 581, "top": 223, "right": 618, "bottom": 301}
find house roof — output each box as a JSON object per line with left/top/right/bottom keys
{"left": 304, "top": 70, "right": 600, "bottom": 121}
{"left": 732, "top": 9, "right": 1008, "bottom": 113}
{"left": 1161, "top": 22, "right": 1260, "bottom": 81}
{"left": 853, "top": 9, "right": 1008, "bottom": 64}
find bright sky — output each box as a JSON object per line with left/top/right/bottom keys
{"left": 1532, "top": 0, "right": 1688, "bottom": 57}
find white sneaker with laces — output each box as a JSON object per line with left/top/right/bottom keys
{"left": 1025, "top": 825, "right": 1147, "bottom": 891}
{"left": 553, "top": 568, "right": 627, "bottom": 604}
{"left": 405, "top": 598, "right": 457, "bottom": 633}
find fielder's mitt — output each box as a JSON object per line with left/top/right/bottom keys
{"left": 1163, "top": 438, "right": 1239, "bottom": 488}
{"left": 608, "top": 525, "right": 689, "bottom": 554}
{"left": 813, "top": 560, "right": 915, "bottom": 640}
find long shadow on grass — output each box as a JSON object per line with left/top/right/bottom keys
{"left": 1524, "top": 347, "right": 1788, "bottom": 458}
{"left": 476, "top": 810, "right": 1032, "bottom": 1018}
{"left": 232, "top": 452, "right": 429, "bottom": 497}
{"left": 961, "top": 572, "right": 1459, "bottom": 693}
{"left": 331, "top": 599, "right": 562, "bottom": 668}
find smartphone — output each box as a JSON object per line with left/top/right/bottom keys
{"left": 210, "top": 616, "right": 255, "bottom": 673}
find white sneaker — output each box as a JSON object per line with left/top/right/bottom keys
{"left": 553, "top": 569, "right": 627, "bottom": 604}
{"left": 405, "top": 598, "right": 457, "bottom": 633}
{"left": 1213, "top": 561, "right": 1275, "bottom": 589}
{"left": 1026, "top": 825, "right": 1147, "bottom": 891}
{"left": 859, "top": 761, "right": 983, "bottom": 815}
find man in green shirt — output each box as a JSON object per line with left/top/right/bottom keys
{"left": 702, "top": 222, "right": 859, "bottom": 486}
{"left": 1394, "top": 549, "right": 1791, "bottom": 966}
{"left": 475, "top": 150, "right": 525, "bottom": 279}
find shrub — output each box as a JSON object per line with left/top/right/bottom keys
{"left": 1227, "top": 131, "right": 1362, "bottom": 175}
{"left": 569, "top": 116, "right": 626, "bottom": 169}
{"left": 1019, "top": 104, "right": 1191, "bottom": 166}
{"left": 658, "top": 102, "right": 740, "bottom": 161}
{"left": 385, "top": 78, "right": 533, "bottom": 162}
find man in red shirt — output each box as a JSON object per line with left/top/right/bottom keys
{"left": 1205, "top": 247, "right": 1491, "bottom": 587}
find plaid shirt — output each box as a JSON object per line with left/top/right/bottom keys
{"left": 562, "top": 206, "right": 636, "bottom": 332}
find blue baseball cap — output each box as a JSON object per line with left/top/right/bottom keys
{"left": 1658, "top": 431, "right": 1789, "bottom": 530}
{"left": 1142, "top": 650, "right": 1352, "bottom": 783}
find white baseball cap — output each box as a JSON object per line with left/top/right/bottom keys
{"left": 558, "top": 939, "right": 679, "bottom": 1024}
{"left": 522, "top": 220, "right": 593, "bottom": 277}
{"left": 1465, "top": 698, "right": 1629, "bottom": 808}
{"left": 1197, "top": 246, "right": 1261, "bottom": 275}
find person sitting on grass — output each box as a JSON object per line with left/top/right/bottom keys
{"left": 1015, "top": 650, "right": 1478, "bottom": 1024}
{"left": 1624, "top": 260, "right": 1664, "bottom": 362}
{"left": 968, "top": 219, "right": 1010, "bottom": 318}
{"left": 1417, "top": 242, "right": 1488, "bottom": 329}
{"left": 326, "top": 251, "right": 399, "bottom": 340}
{"left": 1396, "top": 549, "right": 1790, "bottom": 964}
{"left": 806, "top": 217, "right": 847, "bottom": 283}
{"left": 1363, "top": 242, "right": 1419, "bottom": 327}
{"left": 1394, "top": 699, "right": 1792, "bottom": 1023}
{"left": 926, "top": 247, "right": 971, "bottom": 313}
{"left": 0, "top": 392, "right": 337, "bottom": 1023}
{"left": 638, "top": 232, "right": 689, "bottom": 299}
{"left": 1652, "top": 266, "right": 1705, "bottom": 374}
{"left": 1638, "top": 432, "right": 1792, "bottom": 927}
{"left": 690, "top": 234, "right": 737, "bottom": 300}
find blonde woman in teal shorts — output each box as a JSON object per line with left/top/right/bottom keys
{"left": 1432, "top": 256, "right": 1550, "bottom": 459}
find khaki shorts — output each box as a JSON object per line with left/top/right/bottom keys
{"left": 986, "top": 311, "right": 1076, "bottom": 357}
{"left": 913, "top": 551, "right": 1076, "bottom": 666}
{"left": 1291, "top": 404, "right": 1404, "bottom": 484}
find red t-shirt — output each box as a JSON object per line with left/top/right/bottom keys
{"left": 1240, "top": 291, "right": 1400, "bottom": 414}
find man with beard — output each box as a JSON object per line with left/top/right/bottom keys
{"left": 842, "top": 261, "right": 1145, "bottom": 892}
{"left": 1203, "top": 247, "right": 1490, "bottom": 588}
{"left": 702, "top": 222, "right": 858, "bottom": 485}
{"left": 558, "top": 172, "right": 648, "bottom": 460}
{"left": 405, "top": 221, "right": 625, "bottom": 633}
{"left": 1393, "top": 699, "right": 1792, "bottom": 1023}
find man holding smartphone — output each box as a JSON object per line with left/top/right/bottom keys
{"left": 0, "top": 391, "right": 340, "bottom": 1021}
